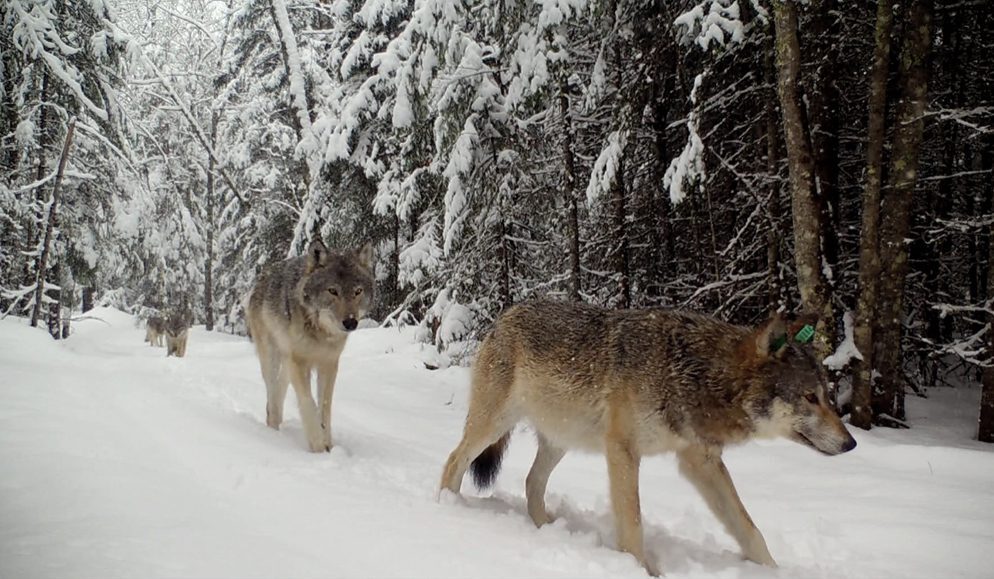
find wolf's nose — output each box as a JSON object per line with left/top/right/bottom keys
{"left": 343, "top": 318, "right": 358, "bottom": 331}
{"left": 841, "top": 435, "right": 857, "bottom": 453}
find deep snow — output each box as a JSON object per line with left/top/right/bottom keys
{"left": 1, "top": 309, "right": 993, "bottom": 578}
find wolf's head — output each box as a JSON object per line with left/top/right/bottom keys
{"left": 164, "top": 315, "right": 189, "bottom": 338}
{"left": 301, "top": 239, "right": 374, "bottom": 333}
{"left": 743, "top": 315, "right": 857, "bottom": 456}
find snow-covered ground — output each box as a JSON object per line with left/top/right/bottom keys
{"left": 1, "top": 309, "right": 992, "bottom": 579}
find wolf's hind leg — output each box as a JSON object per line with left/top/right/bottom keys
{"left": 677, "top": 446, "right": 776, "bottom": 567}
{"left": 438, "top": 411, "right": 515, "bottom": 497}
{"left": 439, "top": 342, "right": 516, "bottom": 496}
{"left": 287, "top": 357, "right": 324, "bottom": 452}
{"left": 526, "top": 433, "right": 565, "bottom": 526}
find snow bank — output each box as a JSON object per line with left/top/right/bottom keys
{"left": 1, "top": 309, "right": 992, "bottom": 578}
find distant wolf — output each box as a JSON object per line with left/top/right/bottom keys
{"left": 439, "top": 300, "right": 856, "bottom": 575}
{"left": 246, "top": 240, "right": 374, "bottom": 452}
{"left": 164, "top": 314, "right": 190, "bottom": 358}
{"left": 145, "top": 316, "right": 165, "bottom": 347}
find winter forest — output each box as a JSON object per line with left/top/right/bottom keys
{"left": 5, "top": 0, "right": 993, "bottom": 435}
{"left": 2, "top": 0, "right": 994, "bottom": 576}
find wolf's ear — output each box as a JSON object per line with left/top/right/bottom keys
{"left": 306, "top": 239, "right": 330, "bottom": 271}
{"left": 752, "top": 314, "right": 789, "bottom": 361}
{"left": 355, "top": 242, "right": 374, "bottom": 270}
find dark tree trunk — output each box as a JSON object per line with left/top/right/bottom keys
{"left": 852, "top": 0, "right": 896, "bottom": 430}
{"left": 82, "top": 285, "right": 95, "bottom": 313}
{"left": 392, "top": 213, "right": 401, "bottom": 303}
{"left": 806, "top": 0, "right": 842, "bottom": 283}
{"left": 923, "top": 11, "right": 962, "bottom": 353}
{"left": 204, "top": 114, "right": 218, "bottom": 332}
{"left": 763, "top": 43, "right": 785, "bottom": 313}
{"left": 47, "top": 262, "right": 62, "bottom": 339}
{"left": 611, "top": 155, "right": 630, "bottom": 309}
{"left": 30, "top": 118, "right": 75, "bottom": 330}
{"left": 981, "top": 146, "right": 994, "bottom": 443}
{"left": 649, "top": 64, "right": 676, "bottom": 296}
{"left": 981, "top": 361, "right": 994, "bottom": 442}
{"left": 204, "top": 165, "right": 215, "bottom": 331}
{"left": 23, "top": 71, "right": 51, "bottom": 292}
{"left": 559, "top": 78, "right": 581, "bottom": 302}
{"left": 498, "top": 216, "right": 512, "bottom": 310}
{"left": 609, "top": 1, "right": 630, "bottom": 309}
{"left": 873, "top": 0, "right": 932, "bottom": 425}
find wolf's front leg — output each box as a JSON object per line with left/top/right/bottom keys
{"left": 317, "top": 359, "right": 339, "bottom": 452}
{"left": 677, "top": 446, "right": 776, "bottom": 567}
{"left": 287, "top": 358, "right": 324, "bottom": 452}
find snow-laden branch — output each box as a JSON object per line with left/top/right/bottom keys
{"left": 663, "top": 72, "right": 706, "bottom": 204}
{"left": 674, "top": 0, "right": 754, "bottom": 51}
{"left": 109, "top": 20, "right": 247, "bottom": 206}
{"left": 8, "top": 0, "right": 109, "bottom": 121}
{"left": 823, "top": 311, "right": 863, "bottom": 370}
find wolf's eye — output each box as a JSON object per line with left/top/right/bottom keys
{"left": 804, "top": 392, "right": 819, "bottom": 404}
{"left": 354, "top": 287, "right": 363, "bottom": 297}
{"left": 328, "top": 288, "right": 339, "bottom": 297}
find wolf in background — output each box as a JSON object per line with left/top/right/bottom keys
{"left": 145, "top": 316, "right": 165, "bottom": 347}
{"left": 439, "top": 300, "right": 856, "bottom": 575}
{"left": 247, "top": 240, "right": 373, "bottom": 452}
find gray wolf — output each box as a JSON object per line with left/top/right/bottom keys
{"left": 145, "top": 316, "right": 165, "bottom": 347}
{"left": 246, "top": 240, "right": 373, "bottom": 452}
{"left": 164, "top": 314, "right": 190, "bottom": 358}
{"left": 439, "top": 300, "right": 856, "bottom": 575}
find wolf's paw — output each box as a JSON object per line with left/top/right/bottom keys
{"left": 529, "top": 510, "right": 556, "bottom": 527}
{"left": 744, "top": 551, "right": 777, "bottom": 568}
{"left": 638, "top": 556, "right": 660, "bottom": 577}
{"left": 436, "top": 488, "right": 462, "bottom": 504}
{"left": 321, "top": 431, "right": 333, "bottom": 452}
{"left": 306, "top": 437, "right": 327, "bottom": 453}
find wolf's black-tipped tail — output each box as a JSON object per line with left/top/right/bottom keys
{"left": 470, "top": 432, "right": 510, "bottom": 490}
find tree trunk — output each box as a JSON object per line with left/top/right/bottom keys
{"left": 392, "top": 213, "right": 401, "bottom": 303}
{"left": 650, "top": 83, "right": 675, "bottom": 293}
{"left": 559, "top": 78, "right": 581, "bottom": 302}
{"left": 773, "top": 1, "right": 831, "bottom": 347}
{"left": 610, "top": 3, "right": 630, "bottom": 309}
{"left": 611, "top": 155, "right": 630, "bottom": 309}
{"left": 981, "top": 144, "right": 994, "bottom": 442}
{"left": 82, "top": 285, "right": 95, "bottom": 313}
{"left": 204, "top": 153, "right": 215, "bottom": 332}
{"left": 873, "top": 0, "right": 932, "bottom": 424}
{"left": 923, "top": 11, "right": 962, "bottom": 354}
{"left": 981, "top": 352, "right": 994, "bottom": 441}
{"left": 46, "top": 262, "right": 61, "bottom": 339}
{"left": 806, "top": 0, "right": 842, "bottom": 283}
{"left": 23, "top": 71, "right": 51, "bottom": 292}
{"left": 763, "top": 43, "right": 785, "bottom": 312}
{"left": 851, "top": 0, "right": 896, "bottom": 430}
{"left": 204, "top": 112, "right": 218, "bottom": 332}
{"left": 498, "top": 214, "right": 512, "bottom": 310}
{"left": 30, "top": 118, "right": 75, "bottom": 330}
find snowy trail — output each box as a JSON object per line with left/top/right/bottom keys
{"left": 2, "top": 309, "right": 993, "bottom": 578}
